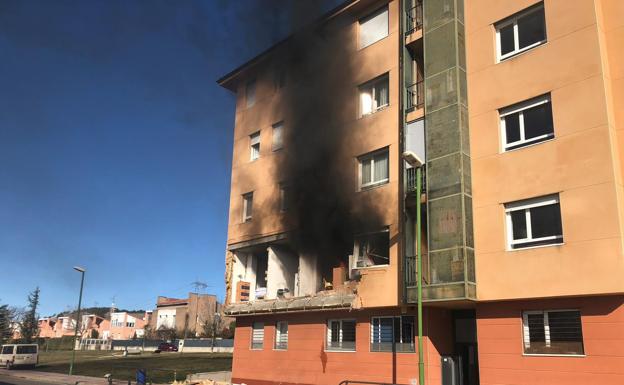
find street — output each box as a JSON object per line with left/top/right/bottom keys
{"left": 0, "top": 372, "right": 56, "bottom": 385}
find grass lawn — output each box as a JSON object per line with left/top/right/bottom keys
{"left": 34, "top": 350, "right": 232, "bottom": 383}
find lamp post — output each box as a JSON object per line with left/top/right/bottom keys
{"left": 402, "top": 151, "right": 425, "bottom": 385}
{"left": 69, "top": 266, "right": 85, "bottom": 376}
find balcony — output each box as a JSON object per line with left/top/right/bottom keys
{"left": 405, "top": 2, "right": 423, "bottom": 36}
{"left": 407, "top": 81, "right": 424, "bottom": 111}
{"left": 405, "top": 166, "right": 426, "bottom": 194}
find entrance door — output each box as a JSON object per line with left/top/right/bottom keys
{"left": 453, "top": 310, "right": 480, "bottom": 385}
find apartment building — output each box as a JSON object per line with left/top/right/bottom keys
{"left": 218, "top": 1, "right": 624, "bottom": 385}
{"left": 149, "top": 293, "right": 219, "bottom": 337}
{"left": 105, "top": 312, "right": 145, "bottom": 340}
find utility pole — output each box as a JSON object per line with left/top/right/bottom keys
{"left": 191, "top": 281, "right": 208, "bottom": 337}
{"left": 69, "top": 266, "right": 86, "bottom": 376}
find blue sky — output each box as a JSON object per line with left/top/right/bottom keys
{"left": 0, "top": 0, "right": 334, "bottom": 316}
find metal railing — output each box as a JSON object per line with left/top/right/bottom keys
{"left": 406, "top": 166, "right": 426, "bottom": 193}
{"left": 405, "top": 2, "right": 423, "bottom": 35}
{"left": 404, "top": 255, "right": 417, "bottom": 288}
{"left": 407, "top": 80, "right": 424, "bottom": 110}
{"left": 339, "top": 381, "right": 409, "bottom": 385}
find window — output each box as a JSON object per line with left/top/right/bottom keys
{"left": 126, "top": 322, "right": 135, "bottom": 328}
{"left": 505, "top": 194, "right": 563, "bottom": 249}
{"left": 354, "top": 229, "right": 390, "bottom": 268}
{"left": 251, "top": 322, "right": 264, "bottom": 349}
{"left": 371, "top": 316, "right": 415, "bottom": 352}
{"left": 360, "top": 75, "right": 389, "bottom": 116}
{"left": 327, "top": 319, "right": 356, "bottom": 351}
{"left": 359, "top": 149, "right": 389, "bottom": 189}
{"left": 274, "top": 68, "right": 286, "bottom": 89}
{"left": 250, "top": 131, "right": 260, "bottom": 161}
{"left": 359, "top": 6, "right": 388, "bottom": 48}
{"left": 279, "top": 183, "right": 289, "bottom": 212}
{"left": 245, "top": 79, "right": 256, "bottom": 107}
{"left": 496, "top": 3, "right": 546, "bottom": 61}
{"left": 523, "top": 310, "right": 584, "bottom": 355}
{"left": 242, "top": 192, "right": 254, "bottom": 222}
{"left": 1, "top": 346, "right": 14, "bottom": 355}
{"left": 500, "top": 95, "right": 553, "bottom": 151}
{"left": 274, "top": 321, "right": 288, "bottom": 350}
{"left": 272, "top": 122, "right": 283, "bottom": 151}
{"left": 16, "top": 345, "right": 37, "bottom": 354}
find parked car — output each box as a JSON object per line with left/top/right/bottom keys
{"left": 154, "top": 342, "right": 178, "bottom": 353}
{"left": 0, "top": 344, "right": 39, "bottom": 369}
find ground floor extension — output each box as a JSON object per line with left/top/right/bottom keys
{"left": 230, "top": 295, "right": 624, "bottom": 385}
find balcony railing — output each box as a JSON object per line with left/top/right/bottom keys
{"left": 404, "top": 255, "right": 417, "bottom": 288}
{"left": 405, "top": 2, "right": 423, "bottom": 35}
{"left": 407, "top": 81, "right": 424, "bottom": 110}
{"left": 406, "top": 166, "right": 426, "bottom": 193}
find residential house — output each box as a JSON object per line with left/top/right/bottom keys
{"left": 150, "top": 293, "right": 219, "bottom": 337}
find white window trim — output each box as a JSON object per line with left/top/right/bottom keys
{"left": 522, "top": 309, "right": 584, "bottom": 356}
{"left": 359, "top": 75, "right": 390, "bottom": 117}
{"left": 358, "top": 148, "right": 389, "bottom": 190}
{"left": 251, "top": 322, "right": 264, "bottom": 350}
{"left": 249, "top": 131, "right": 260, "bottom": 161}
{"left": 274, "top": 321, "right": 288, "bottom": 350}
{"left": 495, "top": 3, "right": 546, "bottom": 62}
{"left": 500, "top": 95, "right": 553, "bottom": 152}
{"left": 242, "top": 192, "right": 253, "bottom": 223}
{"left": 505, "top": 194, "right": 562, "bottom": 250}
{"left": 326, "top": 319, "right": 356, "bottom": 352}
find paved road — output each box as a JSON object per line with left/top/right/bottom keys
{"left": 0, "top": 373, "right": 57, "bottom": 385}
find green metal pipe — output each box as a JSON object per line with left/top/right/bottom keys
{"left": 416, "top": 166, "right": 425, "bottom": 385}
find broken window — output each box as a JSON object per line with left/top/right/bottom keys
{"left": 274, "top": 321, "right": 288, "bottom": 350}
{"left": 326, "top": 319, "right": 356, "bottom": 351}
{"left": 354, "top": 229, "right": 390, "bottom": 268}
{"left": 370, "top": 316, "right": 415, "bottom": 352}
{"left": 251, "top": 322, "right": 264, "bottom": 350}
{"left": 278, "top": 183, "right": 289, "bottom": 212}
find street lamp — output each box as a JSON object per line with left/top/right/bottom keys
{"left": 402, "top": 151, "right": 425, "bottom": 385}
{"left": 69, "top": 266, "right": 85, "bottom": 376}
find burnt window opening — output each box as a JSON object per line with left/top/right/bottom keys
{"left": 353, "top": 229, "right": 390, "bottom": 268}
{"left": 359, "top": 74, "right": 389, "bottom": 116}
{"left": 245, "top": 79, "right": 256, "bottom": 107}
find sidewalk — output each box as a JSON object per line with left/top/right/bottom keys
{"left": 0, "top": 369, "right": 122, "bottom": 385}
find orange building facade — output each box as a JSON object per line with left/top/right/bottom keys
{"left": 218, "top": 1, "right": 624, "bottom": 385}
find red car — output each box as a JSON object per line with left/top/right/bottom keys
{"left": 154, "top": 342, "right": 178, "bottom": 353}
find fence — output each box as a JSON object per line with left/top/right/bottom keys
{"left": 110, "top": 338, "right": 233, "bottom": 353}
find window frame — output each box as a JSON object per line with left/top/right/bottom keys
{"left": 326, "top": 319, "right": 357, "bottom": 352}
{"left": 358, "top": 5, "right": 389, "bottom": 49}
{"left": 370, "top": 315, "right": 415, "bottom": 353}
{"left": 522, "top": 309, "right": 585, "bottom": 356}
{"left": 500, "top": 94, "right": 553, "bottom": 152}
{"left": 245, "top": 79, "right": 256, "bottom": 107}
{"left": 274, "top": 321, "right": 288, "bottom": 350}
{"left": 505, "top": 194, "right": 563, "bottom": 250}
{"left": 278, "top": 183, "right": 289, "bottom": 213}
{"left": 353, "top": 228, "right": 390, "bottom": 269}
{"left": 251, "top": 321, "right": 264, "bottom": 350}
{"left": 272, "top": 121, "right": 284, "bottom": 151}
{"left": 359, "top": 74, "right": 390, "bottom": 117}
{"left": 495, "top": 3, "right": 547, "bottom": 62}
{"left": 242, "top": 192, "right": 254, "bottom": 223}
{"left": 358, "top": 148, "right": 390, "bottom": 190}
{"left": 249, "top": 131, "right": 260, "bottom": 161}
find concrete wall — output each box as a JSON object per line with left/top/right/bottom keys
{"left": 466, "top": 0, "right": 624, "bottom": 300}
{"left": 231, "top": 308, "right": 453, "bottom": 385}
{"left": 477, "top": 295, "right": 624, "bottom": 385}
{"left": 266, "top": 246, "right": 298, "bottom": 299}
